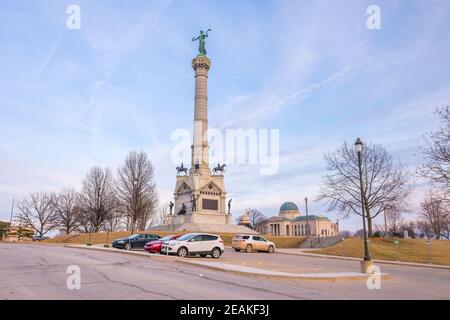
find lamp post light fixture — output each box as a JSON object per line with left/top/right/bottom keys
{"left": 104, "top": 230, "right": 110, "bottom": 248}
{"left": 355, "top": 138, "right": 373, "bottom": 272}
{"left": 87, "top": 186, "right": 102, "bottom": 246}
{"left": 102, "top": 186, "right": 109, "bottom": 248}
{"left": 384, "top": 206, "right": 390, "bottom": 238}
{"left": 131, "top": 179, "right": 138, "bottom": 235}
{"left": 304, "top": 197, "right": 309, "bottom": 236}
{"left": 9, "top": 198, "right": 15, "bottom": 225}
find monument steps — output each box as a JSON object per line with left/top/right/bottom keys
{"left": 149, "top": 223, "right": 259, "bottom": 234}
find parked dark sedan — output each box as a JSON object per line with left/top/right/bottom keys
{"left": 112, "top": 234, "right": 160, "bottom": 250}
{"left": 32, "top": 235, "right": 49, "bottom": 241}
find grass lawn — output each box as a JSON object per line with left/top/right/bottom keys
{"left": 45, "top": 231, "right": 306, "bottom": 249}
{"left": 306, "top": 237, "right": 450, "bottom": 266}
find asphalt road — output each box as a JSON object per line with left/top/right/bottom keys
{"left": 1, "top": 243, "right": 449, "bottom": 299}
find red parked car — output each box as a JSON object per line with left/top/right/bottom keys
{"left": 144, "top": 235, "right": 180, "bottom": 253}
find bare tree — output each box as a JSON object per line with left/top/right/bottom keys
{"left": 77, "top": 209, "right": 91, "bottom": 233}
{"left": 339, "top": 230, "right": 352, "bottom": 238}
{"left": 399, "top": 221, "right": 417, "bottom": 238}
{"left": 117, "top": 151, "right": 159, "bottom": 233}
{"left": 443, "top": 220, "right": 450, "bottom": 240}
{"left": 385, "top": 206, "right": 404, "bottom": 235}
{"left": 421, "top": 106, "right": 450, "bottom": 192}
{"left": 374, "top": 224, "right": 386, "bottom": 234}
{"left": 79, "top": 167, "right": 117, "bottom": 233}
{"left": 15, "top": 192, "right": 58, "bottom": 237}
{"left": 417, "top": 220, "right": 435, "bottom": 239}
{"left": 419, "top": 106, "right": 450, "bottom": 239}
{"left": 103, "top": 203, "right": 124, "bottom": 232}
{"left": 56, "top": 188, "right": 81, "bottom": 235}
{"left": 318, "top": 141, "right": 410, "bottom": 236}
{"left": 418, "top": 191, "right": 450, "bottom": 239}
{"left": 247, "top": 209, "right": 267, "bottom": 230}
{"left": 153, "top": 205, "right": 170, "bottom": 228}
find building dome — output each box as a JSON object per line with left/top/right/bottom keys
{"left": 279, "top": 202, "right": 299, "bottom": 213}
{"left": 279, "top": 202, "right": 300, "bottom": 219}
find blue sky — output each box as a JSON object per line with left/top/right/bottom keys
{"left": 1, "top": 0, "right": 449, "bottom": 232}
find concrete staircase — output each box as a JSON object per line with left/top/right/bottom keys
{"left": 299, "top": 236, "right": 342, "bottom": 249}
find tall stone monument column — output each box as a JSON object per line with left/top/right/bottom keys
{"left": 165, "top": 30, "right": 260, "bottom": 233}
{"left": 191, "top": 55, "right": 211, "bottom": 176}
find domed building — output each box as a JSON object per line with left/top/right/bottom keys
{"left": 279, "top": 202, "right": 300, "bottom": 220}
{"left": 258, "top": 202, "right": 339, "bottom": 237}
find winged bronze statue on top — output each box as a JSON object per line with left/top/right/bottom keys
{"left": 192, "top": 29, "right": 212, "bottom": 56}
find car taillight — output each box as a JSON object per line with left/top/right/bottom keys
{"left": 219, "top": 240, "right": 224, "bottom": 243}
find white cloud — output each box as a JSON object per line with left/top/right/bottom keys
{"left": 212, "top": 63, "right": 362, "bottom": 128}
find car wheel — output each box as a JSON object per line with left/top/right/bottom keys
{"left": 268, "top": 245, "right": 275, "bottom": 253}
{"left": 211, "top": 248, "right": 221, "bottom": 259}
{"left": 177, "top": 247, "right": 188, "bottom": 257}
{"left": 234, "top": 248, "right": 240, "bottom": 252}
{"left": 245, "top": 244, "right": 253, "bottom": 253}
{"left": 124, "top": 243, "right": 132, "bottom": 250}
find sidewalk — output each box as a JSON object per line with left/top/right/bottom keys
{"left": 65, "top": 244, "right": 388, "bottom": 282}
{"left": 178, "top": 260, "right": 389, "bottom": 281}
{"left": 276, "top": 248, "right": 450, "bottom": 270}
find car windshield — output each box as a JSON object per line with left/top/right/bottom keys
{"left": 177, "top": 234, "right": 195, "bottom": 241}
{"left": 159, "top": 235, "right": 175, "bottom": 241}
{"left": 127, "top": 234, "right": 140, "bottom": 240}
{"left": 234, "top": 235, "right": 250, "bottom": 240}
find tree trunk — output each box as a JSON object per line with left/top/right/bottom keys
{"left": 367, "top": 217, "right": 373, "bottom": 237}
{"left": 364, "top": 201, "right": 373, "bottom": 237}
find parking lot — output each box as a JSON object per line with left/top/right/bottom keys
{"left": 3, "top": 242, "right": 450, "bottom": 299}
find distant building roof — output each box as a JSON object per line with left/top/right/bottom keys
{"left": 264, "top": 216, "right": 289, "bottom": 223}
{"left": 292, "top": 215, "right": 331, "bottom": 222}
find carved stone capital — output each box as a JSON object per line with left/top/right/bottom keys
{"left": 192, "top": 55, "right": 211, "bottom": 72}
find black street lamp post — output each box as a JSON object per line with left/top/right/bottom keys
{"left": 131, "top": 179, "right": 138, "bottom": 235}
{"left": 304, "top": 197, "right": 309, "bottom": 236}
{"left": 355, "top": 138, "right": 371, "bottom": 262}
{"left": 88, "top": 186, "right": 101, "bottom": 246}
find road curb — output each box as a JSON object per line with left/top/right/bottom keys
{"left": 64, "top": 244, "right": 179, "bottom": 261}
{"left": 176, "top": 259, "right": 390, "bottom": 282}
{"left": 275, "top": 250, "right": 450, "bottom": 271}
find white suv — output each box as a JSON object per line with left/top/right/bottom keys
{"left": 161, "top": 233, "right": 224, "bottom": 259}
